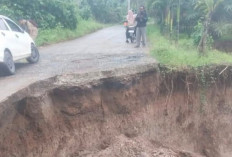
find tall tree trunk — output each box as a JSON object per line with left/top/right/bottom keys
{"left": 198, "top": 13, "right": 211, "bottom": 54}
{"left": 177, "top": 0, "right": 180, "bottom": 44}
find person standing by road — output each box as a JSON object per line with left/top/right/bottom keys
{"left": 19, "top": 19, "right": 38, "bottom": 40}
{"left": 135, "top": 6, "right": 148, "bottom": 48}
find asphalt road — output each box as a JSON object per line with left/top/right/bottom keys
{"left": 0, "top": 26, "right": 155, "bottom": 102}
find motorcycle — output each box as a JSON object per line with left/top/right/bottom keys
{"left": 124, "top": 21, "right": 136, "bottom": 43}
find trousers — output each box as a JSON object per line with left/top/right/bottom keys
{"left": 136, "top": 27, "right": 146, "bottom": 46}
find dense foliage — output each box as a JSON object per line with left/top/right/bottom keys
{"left": 84, "top": 0, "right": 127, "bottom": 23}
{"left": 0, "top": 0, "right": 128, "bottom": 29}
{"left": 0, "top": 0, "right": 78, "bottom": 29}
{"left": 147, "top": 0, "right": 232, "bottom": 53}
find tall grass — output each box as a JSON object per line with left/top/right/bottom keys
{"left": 36, "top": 19, "right": 104, "bottom": 46}
{"left": 147, "top": 24, "right": 232, "bottom": 69}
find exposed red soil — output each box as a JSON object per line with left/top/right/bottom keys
{"left": 0, "top": 66, "right": 232, "bottom": 157}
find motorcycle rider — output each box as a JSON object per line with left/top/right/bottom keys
{"left": 126, "top": 10, "right": 136, "bottom": 43}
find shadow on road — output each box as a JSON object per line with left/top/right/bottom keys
{"left": 0, "top": 62, "right": 31, "bottom": 77}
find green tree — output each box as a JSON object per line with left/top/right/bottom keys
{"left": 147, "top": 0, "right": 232, "bottom": 52}
{"left": 210, "top": 0, "right": 232, "bottom": 38}
{"left": 195, "top": 0, "right": 224, "bottom": 53}
{"left": 0, "top": 0, "right": 78, "bottom": 29}
{"left": 86, "top": 0, "right": 127, "bottom": 23}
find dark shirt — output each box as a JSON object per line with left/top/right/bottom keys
{"left": 135, "top": 11, "right": 148, "bottom": 27}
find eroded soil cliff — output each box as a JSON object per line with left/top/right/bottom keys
{"left": 0, "top": 65, "right": 232, "bottom": 157}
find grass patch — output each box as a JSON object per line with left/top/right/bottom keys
{"left": 36, "top": 19, "right": 104, "bottom": 46}
{"left": 147, "top": 24, "right": 232, "bottom": 69}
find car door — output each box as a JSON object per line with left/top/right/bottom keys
{"left": 4, "top": 18, "right": 30, "bottom": 59}
{"left": 0, "top": 18, "right": 17, "bottom": 59}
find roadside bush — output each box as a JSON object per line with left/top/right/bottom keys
{"left": 192, "top": 22, "right": 214, "bottom": 49}
{"left": 0, "top": 0, "right": 78, "bottom": 29}
{"left": 147, "top": 24, "right": 232, "bottom": 68}
{"left": 191, "top": 22, "right": 203, "bottom": 46}
{"left": 0, "top": 5, "right": 18, "bottom": 19}
{"left": 86, "top": 0, "right": 127, "bottom": 23}
{"left": 78, "top": 1, "right": 92, "bottom": 20}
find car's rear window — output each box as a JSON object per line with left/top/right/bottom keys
{"left": 0, "top": 18, "right": 9, "bottom": 30}
{"left": 5, "top": 19, "right": 22, "bottom": 32}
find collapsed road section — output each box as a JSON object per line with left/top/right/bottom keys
{"left": 0, "top": 63, "right": 232, "bottom": 157}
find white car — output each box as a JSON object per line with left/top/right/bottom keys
{"left": 0, "top": 15, "right": 39, "bottom": 75}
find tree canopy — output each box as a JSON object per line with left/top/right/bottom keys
{"left": 0, "top": 0, "right": 127, "bottom": 29}
{"left": 84, "top": 0, "right": 127, "bottom": 23}
{"left": 0, "top": 0, "right": 78, "bottom": 29}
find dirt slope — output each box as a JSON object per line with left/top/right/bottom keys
{"left": 0, "top": 65, "right": 231, "bottom": 157}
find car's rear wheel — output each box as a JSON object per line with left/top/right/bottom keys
{"left": 3, "top": 50, "right": 15, "bottom": 75}
{"left": 27, "top": 44, "right": 40, "bottom": 63}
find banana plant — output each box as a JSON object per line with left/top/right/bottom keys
{"left": 195, "top": 0, "right": 224, "bottom": 53}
